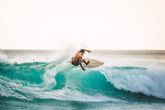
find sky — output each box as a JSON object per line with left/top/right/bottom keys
{"left": 0, "top": 0, "right": 165, "bottom": 50}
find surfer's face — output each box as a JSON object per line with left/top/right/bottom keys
{"left": 81, "top": 53, "right": 84, "bottom": 55}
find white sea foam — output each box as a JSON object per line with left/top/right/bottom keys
{"left": 0, "top": 77, "right": 115, "bottom": 102}
{"left": 43, "top": 62, "right": 74, "bottom": 88}
{"left": 102, "top": 67, "right": 165, "bottom": 99}
{"left": 0, "top": 46, "right": 75, "bottom": 64}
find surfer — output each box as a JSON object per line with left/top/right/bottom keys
{"left": 71, "top": 49, "right": 91, "bottom": 71}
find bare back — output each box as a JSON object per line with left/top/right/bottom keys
{"left": 71, "top": 52, "right": 83, "bottom": 66}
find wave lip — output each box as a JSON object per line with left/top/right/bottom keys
{"left": 104, "top": 67, "right": 165, "bottom": 99}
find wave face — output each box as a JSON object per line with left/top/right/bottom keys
{"left": 0, "top": 50, "right": 165, "bottom": 109}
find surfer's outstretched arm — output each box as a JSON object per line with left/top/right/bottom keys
{"left": 84, "top": 49, "right": 91, "bottom": 53}
{"left": 80, "top": 49, "right": 91, "bottom": 53}
{"left": 79, "top": 63, "right": 85, "bottom": 71}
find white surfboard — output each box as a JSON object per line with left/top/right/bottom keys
{"left": 81, "top": 58, "right": 104, "bottom": 68}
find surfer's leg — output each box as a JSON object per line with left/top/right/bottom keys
{"left": 82, "top": 59, "right": 90, "bottom": 65}
{"left": 79, "top": 63, "right": 85, "bottom": 71}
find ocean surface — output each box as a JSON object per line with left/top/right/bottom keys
{"left": 0, "top": 50, "right": 165, "bottom": 110}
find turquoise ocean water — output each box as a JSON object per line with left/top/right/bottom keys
{"left": 0, "top": 50, "right": 165, "bottom": 110}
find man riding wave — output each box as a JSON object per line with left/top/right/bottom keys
{"left": 71, "top": 49, "right": 91, "bottom": 71}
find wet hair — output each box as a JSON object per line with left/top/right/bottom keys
{"left": 79, "top": 49, "right": 85, "bottom": 53}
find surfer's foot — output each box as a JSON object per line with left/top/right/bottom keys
{"left": 86, "top": 61, "right": 90, "bottom": 65}
{"left": 82, "top": 68, "right": 85, "bottom": 71}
